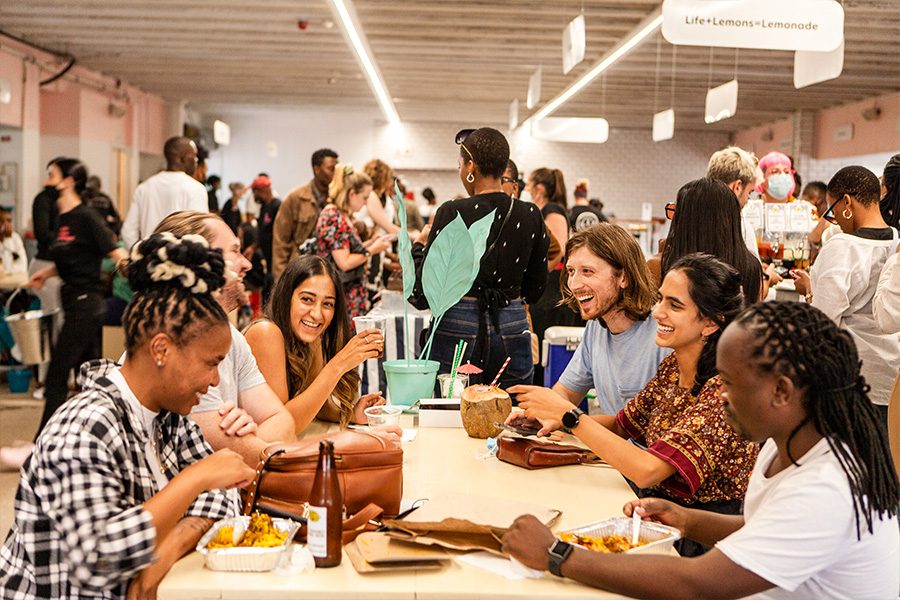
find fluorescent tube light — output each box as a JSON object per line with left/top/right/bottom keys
{"left": 523, "top": 9, "right": 662, "bottom": 128}
{"left": 329, "top": 0, "right": 400, "bottom": 125}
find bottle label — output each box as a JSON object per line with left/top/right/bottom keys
{"left": 307, "top": 504, "right": 327, "bottom": 558}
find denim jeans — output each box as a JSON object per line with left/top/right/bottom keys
{"left": 429, "top": 298, "right": 533, "bottom": 392}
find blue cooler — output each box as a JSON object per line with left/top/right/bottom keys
{"left": 541, "top": 326, "right": 585, "bottom": 388}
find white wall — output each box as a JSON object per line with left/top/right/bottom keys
{"left": 202, "top": 106, "right": 730, "bottom": 220}
{"left": 805, "top": 151, "right": 896, "bottom": 186}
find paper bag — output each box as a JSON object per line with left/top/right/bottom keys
{"left": 382, "top": 493, "right": 561, "bottom": 556}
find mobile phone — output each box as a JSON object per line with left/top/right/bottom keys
{"left": 494, "top": 422, "right": 542, "bottom": 437}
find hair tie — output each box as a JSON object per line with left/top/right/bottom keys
{"left": 824, "top": 375, "right": 870, "bottom": 395}
{"left": 344, "top": 163, "right": 354, "bottom": 176}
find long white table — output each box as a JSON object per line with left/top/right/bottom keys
{"left": 159, "top": 420, "right": 637, "bottom": 599}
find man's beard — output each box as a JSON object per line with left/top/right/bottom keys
{"left": 216, "top": 279, "right": 246, "bottom": 314}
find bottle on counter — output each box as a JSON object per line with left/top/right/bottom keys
{"left": 307, "top": 439, "right": 343, "bottom": 567}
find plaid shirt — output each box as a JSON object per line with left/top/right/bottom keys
{"left": 0, "top": 360, "right": 237, "bottom": 599}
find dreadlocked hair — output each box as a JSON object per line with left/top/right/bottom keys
{"left": 123, "top": 232, "right": 228, "bottom": 353}
{"left": 735, "top": 301, "right": 898, "bottom": 538}
{"left": 668, "top": 253, "right": 744, "bottom": 396}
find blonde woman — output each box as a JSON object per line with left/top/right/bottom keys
{"left": 315, "top": 164, "right": 389, "bottom": 320}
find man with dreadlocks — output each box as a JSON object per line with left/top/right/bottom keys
{"left": 0, "top": 233, "right": 255, "bottom": 599}
{"left": 503, "top": 301, "right": 898, "bottom": 599}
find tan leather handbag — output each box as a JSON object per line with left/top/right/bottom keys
{"left": 496, "top": 436, "right": 605, "bottom": 470}
{"left": 242, "top": 429, "right": 404, "bottom": 519}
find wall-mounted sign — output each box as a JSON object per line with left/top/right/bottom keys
{"left": 508, "top": 99, "right": 519, "bottom": 131}
{"left": 652, "top": 109, "right": 675, "bottom": 141}
{"left": 832, "top": 123, "right": 854, "bottom": 142}
{"left": 562, "top": 14, "right": 586, "bottom": 74}
{"left": 794, "top": 41, "right": 844, "bottom": 89}
{"left": 662, "top": 0, "right": 844, "bottom": 52}
{"left": 704, "top": 79, "right": 738, "bottom": 124}
{"left": 531, "top": 117, "right": 609, "bottom": 144}
{"left": 213, "top": 119, "right": 231, "bottom": 146}
{"left": 527, "top": 66, "right": 542, "bottom": 109}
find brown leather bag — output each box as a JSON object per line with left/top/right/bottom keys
{"left": 242, "top": 429, "right": 403, "bottom": 520}
{"left": 496, "top": 436, "right": 605, "bottom": 470}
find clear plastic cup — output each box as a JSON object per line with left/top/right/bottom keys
{"left": 353, "top": 315, "right": 387, "bottom": 358}
{"left": 364, "top": 405, "right": 403, "bottom": 427}
{"left": 437, "top": 373, "right": 469, "bottom": 399}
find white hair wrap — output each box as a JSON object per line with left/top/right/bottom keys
{"left": 143, "top": 235, "right": 215, "bottom": 295}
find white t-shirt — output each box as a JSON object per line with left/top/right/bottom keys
{"left": 717, "top": 438, "right": 899, "bottom": 600}
{"left": 741, "top": 213, "right": 761, "bottom": 260}
{"left": 873, "top": 250, "right": 900, "bottom": 334}
{"left": 193, "top": 324, "right": 267, "bottom": 413}
{"left": 810, "top": 230, "right": 900, "bottom": 406}
{"left": 1, "top": 233, "right": 28, "bottom": 275}
{"left": 121, "top": 171, "right": 208, "bottom": 249}
{"left": 107, "top": 367, "right": 170, "bottom": 490}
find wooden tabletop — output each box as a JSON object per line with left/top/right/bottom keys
{"left": 158, "top": 418, "right": 636, "bottom": 599}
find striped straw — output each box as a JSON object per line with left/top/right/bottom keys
{"left": 489, "top": 356, "right": 511, "bottom": 388}
{"left": 447, "top": 340, "right": 464, "bottom": 398}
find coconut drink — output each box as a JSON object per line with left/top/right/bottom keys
{"left": 460, "top": 385, "right": 512, "bottom": 439}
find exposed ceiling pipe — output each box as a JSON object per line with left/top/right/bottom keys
{"left": 39, "top": 55, "right": 76, "bottom": 86}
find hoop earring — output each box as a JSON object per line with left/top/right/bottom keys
{"left": 841, "top": 208, "right": 852, "bottom": 220}
{"left": 466, "top": 172, "right": 475, "bottom": 184}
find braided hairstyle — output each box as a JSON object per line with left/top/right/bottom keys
{"left": 668, "top": 253, "right": 744, "bottom": 395}
{"left": 123, "top": 232, "right": 228, "bottom": 353}
{"left": 735, "top": 301, "right": 898, "bottom": 537}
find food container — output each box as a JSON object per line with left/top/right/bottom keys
{"left": 196, "top": 516, "right": 300, "bottom": 572}
{"left": 562, "top": 517, "right": 681, "bottom": 555}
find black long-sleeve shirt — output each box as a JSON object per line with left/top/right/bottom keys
{"left": 32, "top": 188, "right": 59, "bottom": 261}
{"left": 411, "top": 192, "right": 549, "bottom": 309}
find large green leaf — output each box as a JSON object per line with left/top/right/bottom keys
{"left": 394, "top": 181, "right": 416, "bottom": 299}
{"left": 421, "top": 213, "right": 474, "bottom": 318}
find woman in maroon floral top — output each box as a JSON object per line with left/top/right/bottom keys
{"left": 314, "top": 165, "right": 390, "bottom": 321}
{"left": 514, "top": 254, "right": 758, "bottom": 556}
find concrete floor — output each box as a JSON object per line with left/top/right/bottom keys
{"left": 0, "top": 387, "right": 41, "bottom": 538}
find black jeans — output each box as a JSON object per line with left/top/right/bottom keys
{"left": 37, "top": 288, "right": 105, "bottom": 438}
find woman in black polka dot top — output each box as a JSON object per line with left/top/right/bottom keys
{"left": 410, "top": 127, "right": 549, "bottom": 389}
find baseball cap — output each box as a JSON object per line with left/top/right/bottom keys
{"left": 250, "top": 175, "right": 271, "bottom": 190}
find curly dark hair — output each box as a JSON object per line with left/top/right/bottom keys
{"left": 460, "top": 127, "right": 509, "bottom": 179}
{"left": 734, "top": 301, "right": 898, "bottom": 537}
{"left": 123, "top": 232, "right": 228, "bottom": 352}
{"left": 827, "top": 165, "right": 881, "bottom": 207}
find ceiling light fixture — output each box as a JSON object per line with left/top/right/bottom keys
{"left": 522, "top": 9, "right": 662, "bottom": 129}
{"left": 328, "top": 0, "right": 400, "bottom": 125}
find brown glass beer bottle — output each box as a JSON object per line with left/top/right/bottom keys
{"left": 307, "top": 439, "right": 342, "bottom": 567}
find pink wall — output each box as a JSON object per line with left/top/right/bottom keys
{"left": 0, "top": 52, "right": 40, "bottom": 130}
{"left": 732, "top": 117, "right": 794, "bottom": 157}
{"left": 814, "top": 91, "right": 900, "bottom": 159}
{"left": 39, "top": 84, "right": 81, "bottom": 136}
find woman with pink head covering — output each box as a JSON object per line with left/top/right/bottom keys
{"left": 756, "top": 152, "right": 796, "bottom": 203}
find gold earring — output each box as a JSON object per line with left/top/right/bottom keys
{"left": 841, "top": 208, "right": 852, "bottom": 219}
{"left": 466, "top": 172, "right": 475, "bottom": 184}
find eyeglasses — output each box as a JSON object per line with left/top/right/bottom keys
{"left": 821, "top": 196, "right": 841, "bottom": 224}
{"left": 455, "top": 128, "right": 475, "bottom": 161}
{"left": 665, "top": 202, "right": 676, "bottom": 220}
{"left": 501, "top": 176, "right": 517, "bottom": 185}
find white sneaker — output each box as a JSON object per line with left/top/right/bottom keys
{"left": 0, "top": 443, "right": 35, "bottom": 470}
{"left": 32, "top": 387, "right": 44, "bottom": 400}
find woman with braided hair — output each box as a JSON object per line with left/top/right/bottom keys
{"left": 503, "top": 301, "right": 898, "bottom": 599}
{"left": 1, "top": 233, "right": 255, "bottom": 599}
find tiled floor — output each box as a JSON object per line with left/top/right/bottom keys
{"left": 0, "top": 387, "right": 41, "bottom": 537}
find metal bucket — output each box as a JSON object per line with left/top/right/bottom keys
{"left": 4, "top": 289, "right": 58, "bottom": 365}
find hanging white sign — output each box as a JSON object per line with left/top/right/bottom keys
{"left": 794, "top": 41, "right": 844, "bottom": 89}
{"left": 662, "top": 0, "right": 844, "bottom": 52}
{"left": 508, "top": 99, "right": 519, "bottom": 131}
{"left": 526, "top": 66, "right": 542, "bottom": 109}
{"left": 652, "top": 109, "right": 675, "bottom": 141}
{"left": 704, "top": 79, "right": 738, "bottom": 124}
{"left": 213, "top": 120, "right": 231, "bottom": 146}
{"left": 531, "top": 117, "right": 609, "bottom": 144}
{"left": 562, "top": 14, "right": 586, "bottom": 74}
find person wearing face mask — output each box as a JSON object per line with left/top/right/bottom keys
{"left": 0, "top": 158, "right": 129, "bottom": 470}
{"left": 757, "top": 152, "right": 797, "bottom": 204}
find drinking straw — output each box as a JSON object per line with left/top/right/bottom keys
{"left": 447, "top": 340, "right": 464, "bottom": 398}
{"left": 490, "top": 356, "right": 511, "bottom": 388}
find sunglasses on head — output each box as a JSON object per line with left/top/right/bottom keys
{"left": 455, "top": 129, "right": 475, "bottom": 161}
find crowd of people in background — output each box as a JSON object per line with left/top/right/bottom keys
{"left": 0, "top": 126, "right": 898, "bottom": 599}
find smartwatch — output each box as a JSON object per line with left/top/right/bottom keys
{"left": 561, "top": 407, "right": 585, "bottom": 433}
{"left": 547, "top": 539, "right": 573, "bottom": 577}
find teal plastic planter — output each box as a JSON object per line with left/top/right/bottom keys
{"left": 382, "top": 359, "right": 440, "bottom": 406}
{"left": 8, "top": 368, "right": 32, "bottom": 394}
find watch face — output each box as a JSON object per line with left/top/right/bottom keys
{"left": 550, "top": 540, "right": 568, "bottom": 555}
{"left": 562, "top": 410, "right": 578, "bottom": 429}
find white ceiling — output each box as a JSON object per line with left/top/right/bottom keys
{"left": 1, "top": 0, "right": 898, "bottom": 132}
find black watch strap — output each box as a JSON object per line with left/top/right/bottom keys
{"left": 547, "top": 540, "right": 573, "bottom": 577}
{"left": 561, "top": 407, "right": 585, "bottom": 433}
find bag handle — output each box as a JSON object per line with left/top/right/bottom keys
{"left": 242, "top": 447, "right": 286, "bottom": 516}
